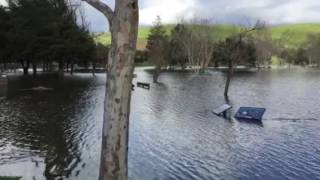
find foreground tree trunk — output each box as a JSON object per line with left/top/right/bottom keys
{"left": 84, "top": 0, "right": 139, "bottom": 179}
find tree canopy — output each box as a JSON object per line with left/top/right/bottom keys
{"left": 0, "top": 0, "right": 95, "bottom": 74}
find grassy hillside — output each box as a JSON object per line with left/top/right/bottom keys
{"left": 93, "top": 23, "right": 320, "bottom": 50}
{"left": 271, "top": 23, "right": 320, "bottom": 47}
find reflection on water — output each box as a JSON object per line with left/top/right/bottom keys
{"left": 0, "top": 69, "right": 320, "bottom": 180}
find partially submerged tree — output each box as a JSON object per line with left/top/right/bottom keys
{"left": 82, "top": 0, "right": 139, "bottom": 179}
{"left": 146, "top": 16, "right": 169, "bottom": 83}
{"left": 171, "top": 18, "right": 216, "bottom": 73}
{"left": 305, "top": 33, "right": 320, "bottom": 67}
{"left": 190, "top": 18, "right": 216, "bottom": 73}
{"left": 223, "top": 21, "right": 263, "bottom": 98}
{"left": 252, "top": 25, "right": 273, "bottom": 67}
{"left": 3, "top": 0, "right": 95, "bottom": 75}
{"left": 169, "top": 24, "right": 188, "bottom": 69}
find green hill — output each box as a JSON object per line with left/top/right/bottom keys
{"left": 93, "top": 23, "right": 320, "bottom": 50}
{"left": 271, "top": 23, "right": 320, "bottom": 47}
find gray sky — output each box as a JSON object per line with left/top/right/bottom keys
{"left": 2, "top": 0, "right": 320, "bottom": 32}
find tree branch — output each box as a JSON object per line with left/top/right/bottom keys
{"left": 82, "top": 0, "right": 113, "bottom": 22}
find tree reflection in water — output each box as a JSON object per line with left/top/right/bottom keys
{"left": 0, "top": 74, "right": 95, "bottom": 179}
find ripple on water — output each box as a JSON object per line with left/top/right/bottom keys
{"left": 0, "top": 70, "right": 320, "bottom": 179}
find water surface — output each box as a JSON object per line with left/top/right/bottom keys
{"left": 0, "top": 69, "right": 320, "bottom": 180}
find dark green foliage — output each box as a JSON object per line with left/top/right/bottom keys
{"left": 213, "top": 36, "right": 257, "bottom": 67}
{"left": 0, "top": 0, "right": 95, "bottom": 74}
{"left": 146, "top": 16, "right": 170, "bottom": 82}
{"left": 0, "top": 177, "right": 21, "bottom": 180}
{"left": 146, "top": 16, "right": 168, "bottom": 53}
{"left": 135, "top": 50, "right": 148, "bottom": 64}
{"left": 169, "top": 24, "right": 188, "bottom": 69}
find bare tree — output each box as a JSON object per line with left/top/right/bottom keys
{"left": 224, "top": 21, "right": 264, "bottom": 98}
{"left": 82, "top": 0, "right": 139, "bottom": 179}
{"left": 190, "top": 18, "right": 216, "bottom": 73}
{"left": 253, "top": 24, "right": 273, "bottom": 68}
{"left": 172, "top": 17, "right": 216, "bottom": 73}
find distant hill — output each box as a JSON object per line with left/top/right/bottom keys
{"left": 93, "top": 23, "right": 320, "bottom": 50}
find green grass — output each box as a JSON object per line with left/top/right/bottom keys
{"left": 271, "top": 56, "right": 284, "bottom": 65}
{"left": 93, "top": 23, "right": 320, "bottom": 50}
{"left": 271, "top": 23, "right": 320, "bottom": 47}
{"left": 0, "top": 177, "right": 21, "bottom": 180}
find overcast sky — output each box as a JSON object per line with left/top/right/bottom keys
{"left": 2, "top": 0, "right": 320, "bottom": 32}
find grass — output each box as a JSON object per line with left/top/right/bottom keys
{"left": 93, "top": 23, "right": 320, "bottom": 50}
{"left": 0, "top": 177, "right": 21, "bottom": 180}
{"left": 271, "top": 23, "right": 320, "bottom": 47}
{"left": 271, "top": 56, "right": 285, "bottom": 65}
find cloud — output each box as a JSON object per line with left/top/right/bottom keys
{"left": 0, "top": 0, "right": 7, "bottom": 6}
{"left": 195, "top": 0, "right": 320, "bottom": 25}
{"left": 2, "top": 0, "right": 320, "bottom": 31}
{"left": 139, "top": 0, "right": 196, "bottom": 25}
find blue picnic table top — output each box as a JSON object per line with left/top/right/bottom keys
{"left": 234, "top": 107, "right": 266, "bottom": 121}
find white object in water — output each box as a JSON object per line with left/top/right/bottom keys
{"left": 213, "top": 104, "right": 232, "bottom": 115}
{"left": 21, "top": 86, "right": 54, "bottom": 91}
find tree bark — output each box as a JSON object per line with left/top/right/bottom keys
{"left": 32, "top": 63, "right": 37, "bottom": 75}
{"left": 84, "top": 0, "right": 139, "bottom": 180}
{"left": 66, "top": 62, "right": 70, "bottom": 73}
{"left": 21, "top": 60, "right": 30, "bottom": 75}
{"left": 70, "top": 63, "right": 74, "bottom": 75}
{"left": 153, "top": 66, "right": 161, "bottom": 83}
{"left": 58, "top": 61, "right": 64, "bottom": 75}
{"left": 224, "top": 59, "right": 233, "bottom": 98}
{"left": 92, "top": 61, "right": 96, "bottom": 76}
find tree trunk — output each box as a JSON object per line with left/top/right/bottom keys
{"left": 92, "top": 61, "right": 96, "bottom": 76}
{"left": 42, "top": 62, "right": 46, "bottom": 72}
{"left": 58, "top": 61, "right": 64, "bottom": 75}
{"left": 66, "top": 62, "right": 70, "bottom": 72}
{"left": 32, "top": 63, "right": 37, "bottom": 75}
{"left": 153, "top": 66, "right": 161, "bottom": 83}
{"left": 21, "top": 60, "right": 30, "bottom": 75}
{"left": 70, "top": 63, "right": 74, "bottom": 75}
{"left": 91, "top": 1, "right": 139, "bottom": 180}
{"left": 3, "top": 61, "right": 7, "bottom": 72}
{"left": 224, "top": 59, "right": 233, "bottom": 98}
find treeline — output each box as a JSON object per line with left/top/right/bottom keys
{"left": 273, "top": 31, "right": 320, "bottom": 67}
{"left": 146, "top": 17, "right": 272, "bottom": 82}
{"left": 146, "top": 17, "right": 320, "bottom": 83}
{"left": 0, "top": 0, "right": 103, "bottom": 75}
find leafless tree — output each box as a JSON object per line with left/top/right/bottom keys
{"left": 82, "top": 0, "right": 139, "bottom": 179}
{"left": 172, "top": 17, "right": 216, "bottom": 72}
{"left": 253, "top": 24, "right": 273, "bottom": 68}
{"left": 224, "top": 20, "right": 264, "bottom": 98}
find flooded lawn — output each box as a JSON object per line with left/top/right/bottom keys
{"left": 0, "top": 69, "right": 320, "bottom": 180}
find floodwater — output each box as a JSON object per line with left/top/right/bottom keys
{"left": 0, "top": 68, "right": 320, "bottom": 180}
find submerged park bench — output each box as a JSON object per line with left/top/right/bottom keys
{"left": 234, "top": 107, "right": 266, "bottom": 121}
{"left": 213, "top": 105, "right": 266, "bottom": 121}
{"left": 212, "top": 104, "right": 232, "bottom": 118}
{"left": 137, "top": 82, "right": 150, "bottom": 90}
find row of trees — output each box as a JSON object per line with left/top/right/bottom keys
{"left": 146, "top": 17, "right": 270, "bottom": 85}
{"left": 0, "top": 0, "right": 97, "bottom": 75}
{"left": 268, "top": 30, "right": 320, "bottom": 67}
